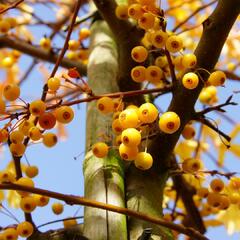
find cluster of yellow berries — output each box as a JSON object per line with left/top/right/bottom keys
{"left": 39, "top": 28, "right": 90, "bottom": 64}
{"left": 115, "top": 0, "right": 226, "bottom": 104}
{"left": 0, "top": 15, "right": 17, "bottom": 34}
{"left": 196, "top": 178, "right": 232, "bottom": 215}
{"left": 0, "top": 221, "right": 34, "bottom": 239}
{"left": 0, "top": 78, "right": 75, "bottom": 154}
{"left": 91, "top": 96, "right": 181, "bottom": 170}
{"left": 0, "top": 172, "right": 65, "bottom": 215}
{"left": 0, "top": 50, "right": 21, "bottom": 69}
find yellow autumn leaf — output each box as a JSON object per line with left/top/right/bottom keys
{"left": 7, "top": 190, "right": 21, "bottom": 209}
{"left": 175, "top": 140, "right": 209, "bottom": 159}
{"left": 230, "top": 124, "right": 240, "bottom": 139}
{"left": 217, "top": 205, "right": 240, "bottom": 235}
{"left": 229, "top": 144, "right": 240, "bottom": 157}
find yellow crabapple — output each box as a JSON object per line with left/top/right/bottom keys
{"left": 159, "top": 111, "right": 181, "bottom": 134}
{"left": 134, "top": 152, "right": 153, "bottom": 170}
{"left": 92, "top": 142, "right": 109, "bottom": 158}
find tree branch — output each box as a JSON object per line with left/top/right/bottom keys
{"left": 0, "top": 37, "right": 87, "bottom": 76}
{"left": 93, "top": 0, "right": 145, "bottom": 104}
{"left": 0, "top": 0, "right": 24, "bottom": 13}
{"left": 148, "top": 0, "right": 240, "bottom": 172}
{"left": 0, "top": 183, "right": 208, "bottom": 240}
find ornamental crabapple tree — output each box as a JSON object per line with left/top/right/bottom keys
{"left": 0, "top": 0, "right": 240, "bottom": 240}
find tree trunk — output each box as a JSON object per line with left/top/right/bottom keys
{"left": 83, "top": 20, "right": 127, "bottom": 240}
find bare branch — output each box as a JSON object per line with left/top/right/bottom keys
{"left": 0, "top": 183, "right": 209, "bottom": 240}
{"left": 0, "top": 37, "right": 87, "bottom": 76}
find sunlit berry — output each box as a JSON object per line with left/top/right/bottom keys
{"left": 77, "top": 49, "right": 89, "bottom": 61}
{"left": 151, "top": 30, "right": 168, "bottom": 48}
{"left": 11, "top": 50, "right": 21, "bottom": 60}
{"left": 20, "top": 196, "right": 37, "bottom": 213}
{"left": 92, "top": 142, "right": 109, "bottom": 158}
{"left": 134, "top": 152, "right": 153, "bottom": 170}
{"left": 0, "top": 170, "right": 15, "bottom": 183}
{"left": 0, "top": 128, "right": 8, "bottom": 143}
{"left": 97, "top": 97, "right": 114, "bottom": 114}
{"left": 119, "top": 109, "right": 139, "bottom": 129}
{"left": 10, "top": 130, "right": 24, "bottom": 144}
{"left": 0, "top": 98, "right": 6, "bottom": 113}
{"left": 229, "top": 193, "right": 240, "bottom": 204}
{"left": 131, "top": 46, "right": 148, "bottom": 63}
{"left": 199, "top": 90, "right": 212, "bottom": 105}
{"left": 25, "top": 165, "right": 39, "bottom": 178}
{"left": 229, "top": 177, "right": 240, "bottom": 190}
{"left": 119, "top": 143, "right": 138, "bottom": 161}
{"left": 219, "top": 195, "right": 230, "bottom": 210}
{"left": 19, "top": 120, "right": 34, "bottom": 136}
{"left": 63, "top": 218, "right": 77, "bottom": 228}
{"left": 5, "top": 17, "right": 17, "bottom": 28}
{"left": 39, "top": 37, "right": 51, "bottom": 50}
{"left": 47, "top": 77, "right": 61, "bottom": 91}
{"left": 42, "top": 132, "right": 57, "bottom": 147}
{"left": 112, "top": 119, "right": 123, "bottom": 135}
{"left": 3, "top": 84, "right": 20, "bottom": 101}
{"left": 67, "top": 51, "right": 78, "bottom": 60}
{"left": 131, "top": 65, "right": 146, "bottom": 82}
{"left": 29, "top": 126, "right": 42, "bottom": 141}
{"left": 159, "top": 111, "right": 180, "bottom": 134}
{"left": 115, "top": 4, "right": 128, "bottom": 20}
{"left": 79, "top": 28, "right": 90, "bottom": 41}
{"left": 196, "top": 187, "right": 209, "bottom": 198}
{"left": 165, "top": 35, "right": 183, "bottom": 53}
{"left": 16, "top": 177, "right": 34, "bottom": 196}
{"left": 55, "top": 106, "right": 74, "bottom": 124}
{"left": 138, "top": 12, "right": 155, "bottom": 30}
{"left": 68, "top": 39, "right": 80, "bottom": 51}
{"left": 113, "top": 99, "right": 124, "bottom": 112}
{"left": 0, "top": 19, "right": 11, "bottom": 34}
{"left": 10, "top": 142, "right": 26, "bottom": 157}
{"left": 128, "top": 3, "right": 144, "bottom": 19}
{"left": 154, "top": 56, "right": 168, "bottom": 68}
{"left": 34, "top": 194, "right": 49, "bottom": 207}
{"left": 182, "top": 158, "right": 201, "bottom": 173}
{"left": 121, "top": 128, "right": 141, "bottom": 147}
{"left": 39, "top": 112, "right": 56, "bottom": 129}
{"left": 146, "top": 65, "right": 163, "bottom": 84}
{"left": 182, "top": 53, "right": 197, "bottom": 68}
{"left": 138, "top": 102, "right": 158, "bottom": 123}
{"left": 182, "top": 72, "right": 199, "bottom": 89}
{"left": 210, "top": 178, "right": 224, "bottom": 193}
{"left": 172, "top": 55, "right": 184, "bottom": 71}
{"left": 207, "top": 192, "right": 222, "bottom": 208}
{"left": 207, "top": 70, "right": 226, "bottom": 86}
{"left": 52, "top": 202, "right": 64, "bottom": 215}
{"left": 181, "top": 124, "right": 195, "bottom": 139}
{"left": 2, "top": 228, "right": 18, "bottom": 240}
{"left": 16, "top": 221, "right": 34, "bottom": 238}
{"left": 2, "top": 56, "right": 15, "bottom": 68}
{"left": 29, "top": 100, "right": 46, "bottom": 116}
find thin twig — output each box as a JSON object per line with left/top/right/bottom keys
{"left": 195, "top": 95, "right": 237, "bottom": 117}
{"left": 0, "top": 0, "right": 24, "bottom": 14}
{"left": 172, "top": 0, "right": 217, "bottom": 32}
{"left": 196, "top": 117, "right": 231, "bottom": 143}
